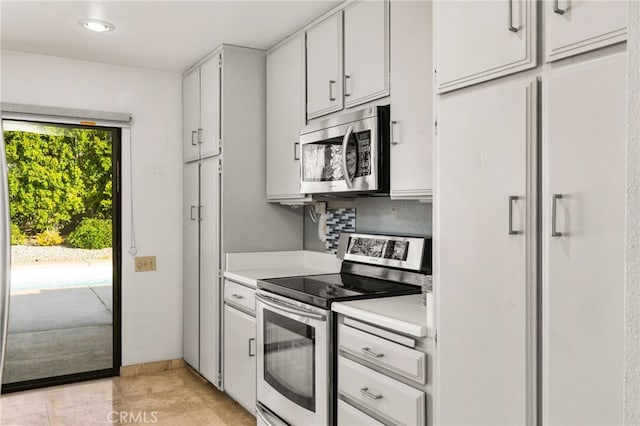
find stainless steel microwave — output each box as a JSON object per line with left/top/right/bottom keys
{"left": 299, "top": 105, "right": 390, "bottom": 195}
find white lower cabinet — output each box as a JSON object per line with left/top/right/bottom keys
{"left": 337, "top": 399, "right": 384, "bottom": 426}
{"left": 223, "top": 303, "right": 256, "bottom": 413}
{"left": 436, "top": 77, "right": 538, "bottom": 425}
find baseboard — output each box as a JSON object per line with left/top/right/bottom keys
{"left": 119, "top": 359, "right": 185, "bottom": 377}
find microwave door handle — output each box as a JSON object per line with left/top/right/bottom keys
{"left": 341, "top": 125, "right": 354, "bottom": 189}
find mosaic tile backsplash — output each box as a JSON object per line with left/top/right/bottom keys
{"left": 325, "top": 208, "right": 356, "bottom": 254}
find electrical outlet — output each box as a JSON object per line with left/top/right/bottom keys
{"left": 135, "top": 256, "right": 156, "bottom": 272}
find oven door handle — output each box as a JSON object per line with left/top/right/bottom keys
{"left": 256, "top": 403, "right": 290, "bottom": 426}
{"left": 341, "top": 125, "right": 355, "bottom": 189}
{"left": 256, "top": 294, "right": 326, "bottom": 321}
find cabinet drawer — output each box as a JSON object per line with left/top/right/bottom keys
{"left": 224, "top": 280, "right": 255, "bottom": 313}
{"left": 337, "top": 399, "right": 384, "bottom": 426}
{"left": 339, "top": 324, "right": 426, "bottom": 384}
{"left": 339, "top": 356, "right": 425, "bottom": 426}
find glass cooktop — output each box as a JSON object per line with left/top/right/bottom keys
{"left": 257, "top": 273, "right": 421, "bottom": 309}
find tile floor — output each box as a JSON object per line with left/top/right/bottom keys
{"left": 0, "top": 367, "right": 256, "bottom": 425}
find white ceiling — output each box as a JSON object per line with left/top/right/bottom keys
{"left": 1, "top": 1, "right": 341, "bottom": 73}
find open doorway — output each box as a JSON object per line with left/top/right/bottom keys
{"left": 1, "top": 120, "right": 121, "bottom": 392}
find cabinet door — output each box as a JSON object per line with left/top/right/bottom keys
{"left": 306, "top": 12, "right": 343, "bottom": 120}
{"left": 183, "top": 68, "right": 200, "bottom": 162}
{"left": 542, "top": 54, "right": 625, "bottom": 426}
{"left": 183, "top": 161, "right": 200, "bottom": 369}
{"left": 435, "top": 78, "right": 537, "bottom": 425}
{"left": 200, "top": 55, "right": 221, "bottom": 158}
{"left": 389, "top": 0, "right": 433, "bottom": 200}
{"left": 266, "top": 35, "right": 307, "bottom": 201}
{"left": 545, "top": 0, "right": 627, "bottom": 62}
{"left": 343, "top": 0, "right": 389, "bottom": 108}
{"left": 223, "top": 305, "right": 256, "bottom": 412}
{"left": 434, "top": 0, "right": 536, "bottom": 93}
{"left": 200, "top": 156, "right": 221, "bottom": 386}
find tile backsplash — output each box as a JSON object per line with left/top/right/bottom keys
{"left": 324, "top": 208, "right": 356, "bottom": 254}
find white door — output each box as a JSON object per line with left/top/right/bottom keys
{"left": 183, "top": 161, "right": 200, "bottom": 369}
{"left": 545, "top": 0, "right": 627, "bottom": 62}
{"left": 542, "top": 54, "right": 626, "bottom": 426}
{"left": 343, "top": 0, "right": 389, "bottom": 109}
{"left": 434, "top": 0, "right": 537, "bottom": 93}
{"left": 435, "top": 78, "right": 537, "bottom": 425}
{"left": 389, "top": 0, "right": 433, "bottom": 201}
{"left": 200, "top": 54, "right": 221, "bottom": 158}
{"left": 266, "top": 34, "right": 306, "bottom": 201}
{"left": 306, "top": 12, "right": 343, "bottom": 120}
{"left": 223, "top": 305, "right": 256, "bottom": 412}
{"left": 199, "top": 156, "right": 221, "bottom": 387}
{"left": 183, "top": 68, "right": 200, "bottom": 162}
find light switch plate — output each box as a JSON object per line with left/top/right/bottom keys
{"left": 135, "top": 256, "right": 156, "bottom": 272}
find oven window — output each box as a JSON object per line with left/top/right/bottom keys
{"left": 302, "top": 130, "right": 371, "bottom": 182}
{"left": 263, "top": 309, "right": 316, "bottom": 412}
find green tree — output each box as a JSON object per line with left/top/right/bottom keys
{"left": 5, "top": 129, "right": 85, "bottom": 233}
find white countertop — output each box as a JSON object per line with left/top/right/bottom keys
{"left": 223, "top": 250, "right": 341, "bottom": 288}
{"left": 332, "top": 293, "right": 434, "bottom": 338}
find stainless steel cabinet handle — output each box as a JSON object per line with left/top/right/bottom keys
{"left": 551, "top": 194, "right": 564, "bottom": 237}
{"left": 508, "top": 195, "right": 522, "bottom": 235}
{"left": 341, "top": 125, "right": 355, "bottom": 189}
{"left": 360, "top": 387, "right": 383, "bottom": 400}
{"left": 391, "top": 120, "right": 400, "bottom": 145}
{"left": 197, "top": 128, "right": 203, "bottom": 144}
{"left": 294, "top": 142, "right": 300, "bottom": 161}
{"left": 329, "top": 80, "right": 336, "bottom": 101}
{"left": 361, "top": 347, "right": 384, "bottom": 358}
{"left": 190, "top": 205, "right": 197, "bottom": 221}
{"left": 344, "top": 74, "right": 351, "bottom": 97}
{"left": 553, "top": 0, "right": 566, "bottom": 15}
{"left": 198, "top": 205, "right": 203, "bottom": 222}
{"left": 231, "top": 294, "right": 244, "bottom": 300}
{"left": 248, "top": 338, "right": 256, "bottom": 357}
{"left": 508, "top": 0, "right": 519, "bottom": 32}
{"left": 191, "top": 130, "right": 197, "bottom": 146}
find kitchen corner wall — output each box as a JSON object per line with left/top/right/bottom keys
{"left": 0, "top": 50, "right": 183, "bottom": 366}
{"left": 304, "top": 198, "right": 432, "bottom": 253}
{"left": 626, "top": 2, "right": 640, "bottom": 423}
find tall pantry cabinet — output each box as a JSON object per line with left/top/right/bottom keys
{"left": 435, "top": 53, "right": 626, "bottom": 426}
{"left": 182, "top": 45, "right": 303, "bottom": 388}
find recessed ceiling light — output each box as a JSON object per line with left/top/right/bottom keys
{"left": 79, "top": 19, "right": 115, "bottom": 33}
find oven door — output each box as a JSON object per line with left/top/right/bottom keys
{"left": 300, "top": 117, "right": 378, "bottom": 194}
{"left": 256, "top": 291, "right": 328, "bottom": 426}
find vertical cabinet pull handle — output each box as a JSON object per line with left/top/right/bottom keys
{"left": 248, "top": 338, "right": 256, "bottom": 357}
{"left": 190, "top": 205, "right": 197, "bottom": 221}
{"left": 551, "top": 194, "right": 564, "bottom": 237}
{"left": 508, "top": 196, "right": 522, "bottom": 235}
{"left": 360, "top": 387, "right": 383, "bottom": 400}
{"left": 508, "top": 0, "right": 519, "bottom": 32}
{"left": 553, "top": 0, "right": 566, "bottom": 15}
{"left": 198, "top": 205, "right": 203, "bottom": 222}
{"left": 329, "top": 80, "right": 336, "bottom": 101}
{"left": 191, "top": 130, "right": 197, "bottom": 146}
{"left": 391, "top": 121, "right": 400, "bottom": 145}
{"left": 344, "top": 75, "right": 351, "bottom": 97}
{"left": 294, "top": 142, "right": 300, "bottom": 160}
{"left": 197, "top": 128, "right": 203, "bottom": 144}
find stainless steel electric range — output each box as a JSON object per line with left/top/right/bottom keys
{"left": 255, "top": 232, "right": 432, "bottom": 426}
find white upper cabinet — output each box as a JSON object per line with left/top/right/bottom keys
{"left": 182, "top": 67, "right": 200, "bottom": 162}
{"left": 542, "top": 54, "right": 626, "bottom": 426}
{"left": 343, "top": 0, "right": 389, "bottom": 109}
{"left": 306, "top": 12, "right": 343, "bottom": 120}
{"left": 434, "top": 0, "right": 537, "bottom": 93}
{"left": 199, "top": 55, "right": 221, "bottom": 158}
{"left": 266, "top": 34, "right": 307, "bottom": 202}
{"left": 182, "top": 55, "right": 221, "bottom": 162}
{"left": 389, "top": 0, "right": 433, "bottom": 201}
{"left": 544, "top": 0, "right": 627, "bottom": 62}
